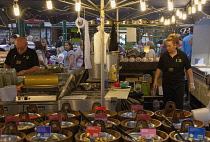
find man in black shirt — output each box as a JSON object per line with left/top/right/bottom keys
{"left": 4, "top": 37, "right": 39, "bottom": 76}
{"left": 153, "top": 34, "right": 195, "bottom": 109}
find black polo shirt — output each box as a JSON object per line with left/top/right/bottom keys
{"left": 4, "top": 48, "right": 39, "bottom": 72}
{"left": 157, "top": 49, "right": 191, "bottom": 84}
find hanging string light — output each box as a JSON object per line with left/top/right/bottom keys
{"left": 75, "top": 0, "right": 81, "bottom": 11}
{"left": 168, "top": 0, "right": 173, "bottom": 11}
{"left": 160, "top": 16, "right": 164, "bottom": 22}
{"left": 201, "top": 0, "right": 206, "bottom": 4}
{"left": 198, "top": 1, "right": 202, "bottom": 11}
{"left": 140, "top": 0, "right": 146, "bottom": 11}
{"left": 183, "top": 11, "right": 187, "bottom": 20}
{"left": 171, "top": 15, "right": 176, "bottom": 23}
{"left": 13, "top": 0, "right": 20, "bottom": 16}
{"left": 46, "top": 0, "right": 53, "bottom": 9}
{"left": 176, "top": 9, "right": 180, "bottom": 16}
{"left": 179, "top": 10, "right": 183, "bottom": 19}
{"left": 194, "top": 0, "right": 199, "bottom": 5}
{"left": 111, "top": 0, "right": 116, "bottom": 8}
{"left": 192, "top": 4, "right": 196, "bottom": 13}
{"left": 188, "top": 6, "right": 192, "bottom": 15}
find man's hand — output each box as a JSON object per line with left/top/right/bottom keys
{"left": 17, "top": 70, "right": 26, "bottom": 76}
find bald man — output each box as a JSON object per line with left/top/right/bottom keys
{"left": 4, "top": 37, "right": 39, "bottom": 76}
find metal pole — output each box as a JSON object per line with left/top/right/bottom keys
{"left": 100, "top": 0, "right": 105, "bottom": 106}
{"left": 116, "top": 0, "right": 119, "bottom": 42}
{"left": 62, "top": 21, "right": 67, "bottom": 44}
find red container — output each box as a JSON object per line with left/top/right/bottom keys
{"left": 113, "top": 82, "right": 120, "bottom": 87}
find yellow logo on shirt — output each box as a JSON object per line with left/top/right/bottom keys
{"left": 176, "top": 59, "right": 182, "bottom": 62}
{"left": 16, "top": 60, "right": 21, "bottom": 64}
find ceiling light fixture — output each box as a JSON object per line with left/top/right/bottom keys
{"left": 192, "top": 4, "right": 196, "bottom": 13}
{"left": 140, "top": 0, "right": 146, "bottom": 11}
{"left": 171, "top": 15, "right": 176, "bottom": 23}
{"left": 188, "top": 6, "right": 192, "bottom": 15}
{"left": 176, "top": 9, "right": 180, "bottom": 16}
{"left": 75, "top": 0, "right": 81, "bottom": 11}
{"left": 160, "top": 16, "right": 164, "bottom": 22}
{"left": 13, "top": 0, "right": 20, "bottom": 16}
{"left": 46, "top": 0, "right": 53, "bottom": 9}
{"left": 111, "top": 0, "right": 116, "bottom": 8}
{"left": 182, "top": 11, "right": 187, "bottom": 20}
{"left": 201, "top": 0, "right": 206, "bottom": 4}
{"left": 194, "top": 0, "right": 199, "bottom": 5}
{"left": 168, "top": 0, "right": 173, "bottom": 11}
{"left": 198, "top": 2, "right": 202, "bottom": 11}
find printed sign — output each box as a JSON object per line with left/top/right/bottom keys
{"left": 188, "top": 127, "right": 205, "bottom": 139}
{"left": 131, "top": 105, "right": 143, "bottom": 113}
{"left": 86, "top": 126, "right": 101, "bottom": 137}
{"left": 36, "top": 126, "right": 51, "bottom": 138}
{"left": 5, "top": 116, "right": 19, "bottom": 125}
{"left": 49, "top": 114, "right": 62, "bottom": 123}
{"left": 136, "top": 114, "right": 151, "bottom": 123}
{"left": 141, "top": 129, "right": 156, "bottom": 139}
{"left": 94, "top": 106, "right": 107, "bottom": 112}
{"left": 94, "top": 113, "right": 108, "bottom": 121}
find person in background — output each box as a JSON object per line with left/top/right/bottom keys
{"left": 0, "top": 38, "right": 6, "bottom": 45}
{"left": 55, "top": 36, "right": 63, "bottom": 48}
{"left": 35, "top": 41, "right": 48, "bottom": 69}
{"left": 4, "top": 37, "right": 39, "bottom": 75}
{"left": 153, "top": 34, "right": 195, "bottom": 109}
{"left": 160, "top": 39, "right": 167, "bottom": 55}
{"left": 182, "top": 27, "right": 193, "bottom": 62}
{"left": 56, "top": 46, "right": 64, "bottom": 64}
{"left": 145, "top": 41, "right": 156, "bottom": 60}
{"left": 75, "top": 42, "right": 84, "bottom": 69}
{"left": 26, "top": 34, "right": 33, "bottom": 42}
{"left": 63, "top": 41, "right": 77, "bottom": 73}
{"left": 177, "top": 36, "right": 182, "bottom": 50}
{"left": 9, "top": 35, "right": 17, "bottom": 49}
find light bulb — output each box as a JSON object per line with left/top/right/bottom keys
{"left": 198, "top": 3, "right": 202, "bottom": 11}
{"left": 171, "top": 15, "right": 175, "bottom": 23}
{"left": 46, "top": 0, "right": 53, "bottom": 9}
{"left": 194, "top": 0, "right": 199, "bottom": 5}
{"left": 179, "top": 11, "right": 183, "bottom": 19}
{"left": 164, "top": 19, "right": 167, "bottom": 25}
{"left": 168, "top": 19, "right": 171, "bottom": 25}
{"left": 160, "top": 16, "right": 164, "bottom": 22}
{"left": 168, "top": 0, "right": 173, "bottom": 11}
{"left": 13, "top": 3, "right": 20, "bottom": 16}
{"left": 192, "top": 5, "right": 196, "bottom": 13}
{"left": 111, "top": 0, "right": 116, "bottom": 8}
{"left": 183, "top": 12, "right": 187, "bottom": 20}
{"left": 201, "top": 0, "right": 206, "bottom": 4}
{"left": 140, "top": 0, "right": 146, "bottom": 11}
{"left": 75, "top": 0, "right": 81, "bottom": 11}
{"left": 188, "top": 6, "right": 192, "bottom": 15}
{"left": 176, "top": 9, "right": 180, "bottom": 16}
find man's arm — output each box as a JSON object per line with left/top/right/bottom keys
{"left": 17, "top": 66, "right": 39, "bottom": 76}
{"left": 186, "top": 68, "right": 195, "bottom": 92}
{"left": 153, "top": 68, "right": 162, "bottom": 90}
{"left": 3, "top": 63, "right": 10, "bottom": 69}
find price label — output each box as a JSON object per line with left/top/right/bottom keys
{"left": 141, "top": 128, "right": 156, "bottom": 139}
{"left": 94, "top": 106, "right": 107, "bottom": 113}
{"left": 131, "top": 105, "right": 143, "bottom": 113}
{"left": 36, "top": 126, "right": 51, "bottom": 138}
{"left": 188, "top": 127, "right": 205, "bottom": 139}
{"left": 86, "top": 126, "right": 101, "bottom": 137}
{"left": 5, "top": 116, "right": 19, "bottom": 125}
{"left": 49, "top": 114, "right": 62, "bottom": 123}
{"left": 94, "top": 113, "right": 108, "bottom": 121}
{"left": 136, "top": 114, "right": 151, "bottom": 123}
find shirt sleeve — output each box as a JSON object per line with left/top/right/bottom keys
{"left": 157, "top": 55, "right": 164, "bottom": 70}
{"left": 4, "top": 50, "right": 12, "bottom": 65}
{"left": 32, "top": 51, "right": 40, "bottom": 66}
{"left": 183, "top": 52, "right": 191, "bottom": 70}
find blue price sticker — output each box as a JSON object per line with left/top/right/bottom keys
{"left": 188, "top": 127, "right": 205, "bottom": 139}
{"left": 36, "top": 126, "right": 51, "bottom": 138}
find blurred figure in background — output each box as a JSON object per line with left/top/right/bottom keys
{"left": 35, "top": 41, "right": 48, "bottom": 69}
{"left": 160, "top": 39, "right": 167, "bottom": 55}
{"left": 64, "top": 41, "right": 77, "bottom": 73}
{"left": 182, "top": 27, "right": 193, "bottom": 62}
{"left": 56, "top": 46, "right": 64, "bottom": 64}
{"left": 177, "top": 36, "right": 182, "bottom": 50}
{"left": 10, "top": 35, "right": 17, "bottom": 49}
{"left": 0, "top": 38, "right": 6, "bottom": 45}
{"left": 55, "top": 36, "right": 63, "bottom": 48}
{"left": 145, "top": 41, "right": 156, "bottom": 61}
{"left": 75, "top": 42, "right": 84, "bottom": 69}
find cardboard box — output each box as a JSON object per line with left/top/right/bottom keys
{"left": 126, "top": 78, "right": 139, "bottom": 82}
